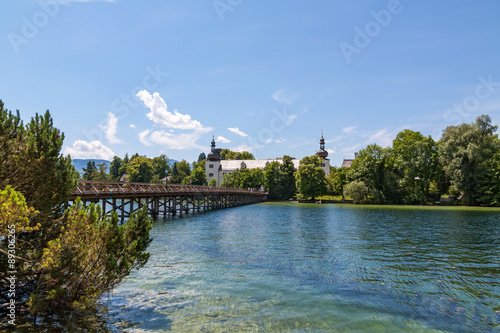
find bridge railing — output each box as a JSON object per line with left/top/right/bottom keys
{"left": 72, "top": 180, "right": 266, "bottom": 196}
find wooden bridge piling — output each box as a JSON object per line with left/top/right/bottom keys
{"left": 69, "top": 181, "right": 267, "bottom": 221}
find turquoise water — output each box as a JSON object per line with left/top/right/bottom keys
{"left": 108, "top": 203, "right": 500, "bottom": 332}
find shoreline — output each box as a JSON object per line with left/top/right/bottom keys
{"left": 261, "top": 200, "right": 500, "bottom": 212}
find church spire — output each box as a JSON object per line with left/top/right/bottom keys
{"left": 211, "top": 135, "right": 216, "bottom": 152}
{"left": 316, "top": 131, "right": 328, "bottom": 159}
{"left": 208, "top": 135, "right": 220, "bottom": 161}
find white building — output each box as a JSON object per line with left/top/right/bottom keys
{"left": 205, "top": 134, "right": 331, "bottom": 186}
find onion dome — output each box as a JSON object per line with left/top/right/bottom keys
{"left": 207, "top": 151, "right": 220, "bottom": 161}
{"left": 316, "top": 148, "right": 328, "bottom": 158}
{"left": 316, "top": 132, "right": 329, "bottom": 158}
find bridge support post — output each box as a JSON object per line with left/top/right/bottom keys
{"left": 70, "top": 181, "right": 266, "bottom": 220}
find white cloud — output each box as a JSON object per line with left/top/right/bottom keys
{"left": 232, "top": 144, "right": 254, "bottom": 153}
{"left": 271, "top": 89, "right": 301, "bottom": 105}
{"left": 366, "top": 128, "right": 394, "bottom": 147}
{"left": 286, "top": 114, "right": 298, "bottom": 125}
{"left": 137, "top": 90, "right": 206, "bottom": 130}
{"left": 147, "top": 130, "right": 208, "bottom": 150}
{"left": 136, "top": 90, "right": 212, "bottom": 150}
{"left": 327, "top": 148, "right": 336, "bottom": 155}
{"left": 139, "top": 130, "right": 152, "bottom": 146}
{"left": 129, "top": 124, "right": 136, "bottom": 129}
{"left": 342, "top": 126, "right": 357, "bottom": 134}
{"left": 228, "top": 127, "right": 248, "bottom": 138}
{"left": 265, "top": 137, "right": 285, "bottom": 144}
{"left": 100, "top": 112, "right": 122, "bottom": 144}
{"left": 217, "top": 136, "right": 231, "bottom": 143}
{"left": 326, "top": 135, "right": 344, "bottom": 144}
{"left": 341, "top": 144, "right": 363, "bottom": 154}
{"left": 64, "top": 140, "right": 115, "bottom": 160}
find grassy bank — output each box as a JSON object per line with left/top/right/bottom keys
{"left": 261, "top": 201, "right": 500, "bottom": 212}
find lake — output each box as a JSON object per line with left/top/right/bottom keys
{"left": 108, "top": 203, "right": 500, "bottom": 332}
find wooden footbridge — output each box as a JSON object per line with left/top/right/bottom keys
{"left": 69, "top": 181, "right": 267, "bottom": 221}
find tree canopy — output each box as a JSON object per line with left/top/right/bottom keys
{"left": 263, "top": 155, "right": 296, "bottom": 200}
{"left": 339, "top": 115, "right": 500, "bottom": 206}
{"left": 295, "top": 155, "right": 327, "bottom": 200}
{"left": 439, "top": 115, "right": 499, "bottom": 205}
{"left": 219, "top": 149, "right": 255, "bottom": 160}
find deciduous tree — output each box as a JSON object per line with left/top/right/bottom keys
{"left": 392, "top": 130, "right": 441, "bottom": 203}
{"left": 126, "top": 156, "right": 154, "bottom": 183}
{"left": 343, "top": 180, "right": 369, "bottom": 204}
{"left": 439, "top": 115, "right": 499, "bottom": 205}
{"left": 347, "top": 144, "right": 399, "bottom": 204}
{"left": 295, "top": 155, "right": 327, "bottom": 200}
{"left": 329, "top": 167, "right": 348, "bottom": 198}
{"left": 152, "top": 154, "right": 169, "bottom": 179}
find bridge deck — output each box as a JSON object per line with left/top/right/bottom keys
{"left": 70, "top": 181, "right": 266, "bottom": 200}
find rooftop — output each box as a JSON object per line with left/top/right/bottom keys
{"left": 219, "top": 159, "right": 301, "bottom": 171}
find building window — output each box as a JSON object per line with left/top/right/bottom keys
{"left": 209, "top": 173, "right": 213, "bottom": 177}
{"left": 321, "top": 163, "right": 325, "bottom": 167}
{"left": 209, "top": 164, "right": 214, "bottom": 168}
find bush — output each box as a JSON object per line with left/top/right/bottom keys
{"left": 343, "top": 180, "right": 369, "bottom": 204}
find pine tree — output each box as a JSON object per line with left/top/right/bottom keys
{"left": 82, "top": 160, "right": 97, "bottom": 180}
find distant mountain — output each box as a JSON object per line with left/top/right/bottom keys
{"left": 72, "top": 159, "right": 110, "bottom": 175}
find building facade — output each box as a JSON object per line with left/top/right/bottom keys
{"left": 205, "top": 134, "right": 330, "bottom": 186}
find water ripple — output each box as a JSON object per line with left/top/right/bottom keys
{"left": 109, "top": 204, "right": 500, "bottom": 332}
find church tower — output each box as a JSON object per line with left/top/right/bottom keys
{"left": 205, "top": 136, "right": 221, "bottom": 185}
{"left": 316, "top": 132, "right": 330, "bottom": 177}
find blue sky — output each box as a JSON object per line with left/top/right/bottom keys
{"left": 1, "top": 0, "right": 500, "bottom": 167}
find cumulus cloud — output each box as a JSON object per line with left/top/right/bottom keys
{"left": 228, "top": 127, "right": 248, "bottom": 138}
{"left": 136, "top": 90, "right": 212, "bottom": 150}
{"left": 129, "top": 124, "right": 136, "bottom": 128}
{"left": 217, "top": 136, "right": 231, "bottom": 143}
{"left": 100, "top": 112, "right": 122, "bottom": 144}
{"left": 64, "top": 140, "right": 115, "bottom": 160}
{"left": 137, "top": 90, "right": 205, "bottom": 130}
